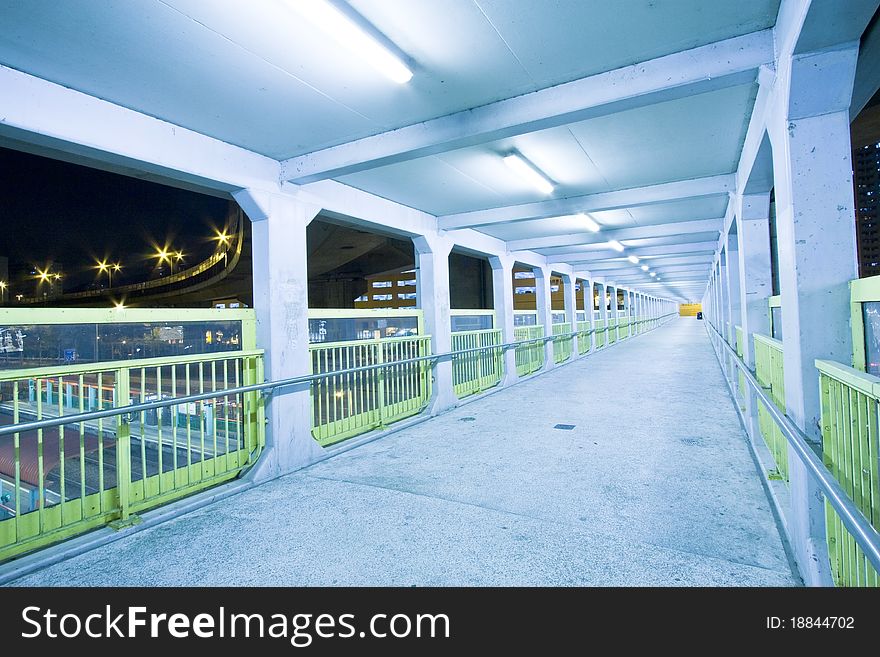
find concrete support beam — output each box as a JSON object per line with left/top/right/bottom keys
{"left": 233, "top": 189, "right": 323, "bottom": 479}
{"left": 282, "top": 31, "right": 772, "bottom": 183}
{"left": 556, "top": 241, "right": 718, "bottom": 263}
{"left": 1, "top": 65, "right": 279, "bottom": 195}
{"left": 489, "top": 254, "right": 519, "bottom": 386}
{"left": 508, "top": 217, "right": 723, "bottom": 252}
{"left": 413, "top": 233, "right": 457, "bottom": 415}
{"left": 441, "top": 175, "right": 734, "bottom": 230}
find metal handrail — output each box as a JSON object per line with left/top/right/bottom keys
{"left": 0, "top": 313, "right": 677, "bottom": 437}
{"left": 705, "top": 321, "right": 880, "bottom": 574}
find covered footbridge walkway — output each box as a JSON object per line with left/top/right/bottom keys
{"left": 3, "top": 318, "right": 797, "bottom": 586}
{"left": 1, "top": 1, "right": 880, "bottom": 588}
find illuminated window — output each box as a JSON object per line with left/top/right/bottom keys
{"left": 515, "top": 287, "right": 536, "bottom": 294}
{"left": 397, "top": 279, "right": 417, "bottom": 287}
{"left": 372, "top": 281, "right": 392, "bottom": 288}
{"left": 373, "top": 294, "right": 393, "bottom": 301}
{"left": 398, "top": 293, "right": 417, "bottom": 300}
{"left": 514, "top": 271, "right": 535, "bottom": 279}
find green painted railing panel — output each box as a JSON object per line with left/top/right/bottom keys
{"left": 595, "top": 320, "right": 606, "bottom": 348}
{"left": 576, "top": 321, "right": 591, "bottom": 355}
{"left": 607, "top": 318, "right": 617, "bottom": 345}
{"left": 451, "top": 329, "right": 503, "bottom": 399}
{"left": 753, "top": 333, "right": 788, "bottom": 483}
{"left": 0, "top": 350, "right": 264, "bottom": 562}
{"left": 514, "top": 325, "right": 544, "bottom": 377}
{"left": 551, "top": 323, "right": 573, "bottom": 364}
{"left": 309, "top": 336, "right": 432, "bottom": 447}
{"left": 817, "top": 360, "right": 880, "bottom": 587}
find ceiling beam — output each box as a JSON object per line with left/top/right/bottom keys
{"left": 439, "top": 174, "right": 733, "bottom": 230}
{"left": 547, "top": 240, "right": 718, "bottom": 262}
{"left": 282, "top": 30, "right": 773, "bottom": 183}
{"left": 508, "top": 217, "right": 722, "bottom": 251}
{"left": 584, "top": 255, "right": 714, "bottom": 271}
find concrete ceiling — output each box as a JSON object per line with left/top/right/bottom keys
{"left": 0, "top": 0, "right": 789, "bottom": 301}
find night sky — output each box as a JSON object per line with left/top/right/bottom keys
{"left": 0, "top": 146, "right": 231, "bottom": 293}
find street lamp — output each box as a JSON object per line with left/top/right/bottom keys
{"left": 214, "top": 229, "right": 231, "bottom": 268}
{"left": 156, "top": 248, "right": 184, "bottom": 275}
{"left": 97, "top": 260, "right": 122, "bottom": 287}
{"left": 0, "top": 281, "right": 6, "bottom": 304}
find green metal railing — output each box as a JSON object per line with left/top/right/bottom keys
{"left": 451, "top": 329, "right": 503, "bottom": 399}
{"left": 514, "top": 325, "right": 544, "bottom": 377}
{"left": 707, "top": 320, "right": 880, "bottom": 587}
{"left": 309, "top": 336, "right": 432, "bottom": 447}
{"left": 551, "top": 323, "right": 573, "bottom": 364}
{"left": 576, "top": 321, "right": 591, "bottom": 355}
{"left": 619, "top": 317, "right": 630, "bottom": 339}
{"left": 0, "top": 350, "right": 264, "bottom": 562}
{"left": 607, "top": 318, "right": 618, "bottom": 345}
{"left": 754, "top": 333, "right": 788, "bottom": 482}
{"left": 817, "top": 360, "right": 880, "bottom": 587}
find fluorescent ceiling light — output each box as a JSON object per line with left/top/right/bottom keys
{"left": 650, "top": 272, "right": 657, "bottom": 277}
{"left": 579, "top": 213, "right": 601, "bottom": 232}
{"left": 289, "top": 0, "right": 413, "bottom": 84}
{"left": 503, "top": 153, "right": 554, "bottom": 195}
{"left": 608, "top": 240, "right": 625, "bottom": 252}
{"left": 627, "top": 255, "right": 639, "bottom": 264}
{"left": 640, "top": 265, "right": 649, "bottom": 271}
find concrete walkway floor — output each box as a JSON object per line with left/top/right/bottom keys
{"left": 8, "top": 318, "right": 798, "bottom": 586}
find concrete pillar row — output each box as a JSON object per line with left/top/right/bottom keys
{"left": 232, "top": 188, "right": 324, "bottom": 480}
{"left": 413, "top": 233, "right": 457, "bottom": 415}
{"left": 489, "top": 254, "right": 519, "bottom": 386}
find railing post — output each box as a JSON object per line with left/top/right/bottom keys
{"left": 376, "top": 341, "right": 387, "bottom": 427}
{"left": 115, "top": 367, "right": 131, "bottom": 522}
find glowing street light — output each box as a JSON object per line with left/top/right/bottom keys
{"left": 96, "top": 260, "right": 123, "bottom": 288}
{"left": 0, "top": 280, "right": 6, "bottom": 304}
{"left": 156, "top": 248, "right": 183, "bottom": 275}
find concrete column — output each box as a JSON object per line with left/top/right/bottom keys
{"left": 736, "top": 192, "right": 773, "bottom": 442}
{"left": 534, "top": 265, "right": 555, "bottom": 370}
{"left": 767, "top": 45, "right": 859, "bottom": 587}
{"left": 561, "top": 272, "right": 578, "bottom": 357}
{"left": 583, "top": 275, "right": 594, "bottom": 351}
{"left": 622, "top": 288, "right": 631, "bottom": 338}
{"left": 413, "top": 233, "right": 457, "bottom": 415}
{"left": 606, "top": 283, "right": 617, "bottom": 341}
{"left": 726, "top": 234, "right": 742, "bottom": 382}
{"left": 634, "top": 293, "right": 640, "bottom": 333}
{"left": 233, "top": 189, "right": 323, "bottom": 479}
{"left": 597, "top": 282, "right": 608, "bottom": 347}
{"left": 489, "top": 254, "right": 519, "bottom": 386}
